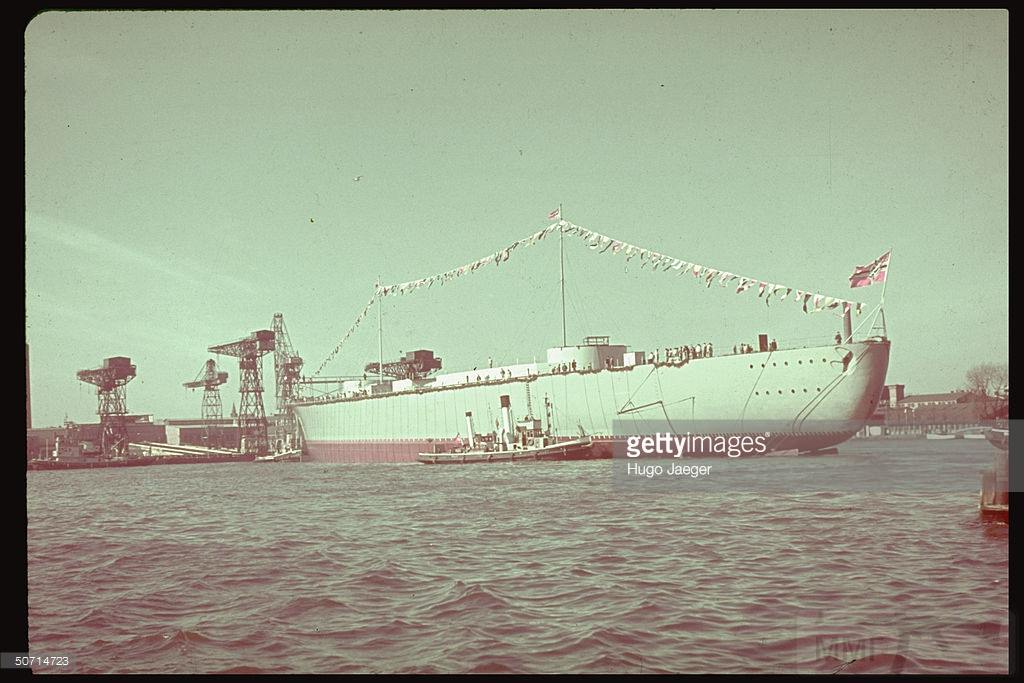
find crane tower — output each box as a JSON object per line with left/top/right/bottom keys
{"left": 183, "top": 359, "right": 229, "bottom": 420}
{"left": 271, "top": 313, "right": 303, "bottom": 450}
{"left": 76, "top": 356, "right": 136, "bottom": 458}
{"left": 209, "top": 330, "right": 274, "bottom": 457}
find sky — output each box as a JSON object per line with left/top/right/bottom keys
{"left": 25, "top": 10, "right": 1007, "bottom": 428}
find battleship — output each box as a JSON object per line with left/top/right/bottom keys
{"left": 290, "top": 221, "right": 892, "bottom": 463}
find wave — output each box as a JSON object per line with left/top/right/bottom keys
{"left": 422, "top": 582, "right": 514, "bottom": 620}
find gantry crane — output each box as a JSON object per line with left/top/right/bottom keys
{"left": 271, "top": 313, "right": 303, "bottom": 450}
{"left": 271, "top": 313, "right": 303, "bottom": 411}
{"left": 183, "top": 359, "right": 229, "bottom": 449}
{"left": 209, "top": 330, "right": 274, "bottom": 457}
{"left": 364, "top": 349, "right": 442, "bottom": 380}
{"left": 76, "top": 356, "right": 136, "bottom": 458}
{"left": 183, "top": 359, "right": 229, "bottom": 420}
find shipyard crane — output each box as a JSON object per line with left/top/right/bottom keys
{"left": 271, "top": 313, "right": 304, "bottom": 411}
{"left": 183, "top": 359, "right": 229, "bottom": 420}
{"left": 76, "top": 356, "right": 136, "bottom": 458}
{"left": 209, "top": 330, "right": 275, "bottom": 457}
{"left": 270, "top": 313, "right": 304, "bottom": 450}
{"left": 183, "top": 359, "right": 229, "bottom": 449}
{"left": 364, "top": 349, "right": 442, "bottom": 381}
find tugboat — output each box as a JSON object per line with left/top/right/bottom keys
{"left": 254, "top": 438, "right": 303, "bottom": 462}
{"left": 417, "top": 394, "right": 603, "bottom": 465}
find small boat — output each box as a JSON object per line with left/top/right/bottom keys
{"left": 255, "top": 449, "right": 302, "bottom": 462}
{"left": 985, "top": 428, "right": 1009, "bottom": 451}
{"left": 417, "top": 436, "right": 599, "bottom": 465}
{"left": 925, "top": 432, "right": 956, "bottom": 440}
{"left": 963, "top": 432, "right": 987, "bottom": 439}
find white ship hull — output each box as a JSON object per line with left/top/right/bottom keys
{"left": 293, "top": 339, "right": 890, "bottom": 463}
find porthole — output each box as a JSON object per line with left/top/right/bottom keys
{"left": 798, "top": 360, "right": 802, "bottom": 365}
{"left": 809, "top": 359, "right": 814, "bottom": 364}
{"left": 772, "top": 362, "right": 777, "bottom": 367}
{"left": 803, "top": 388, "right": 808, "bottom": 393}
{"left": 816, "top": 387, "right": 821, "bottom": 392}
{"left": 791, "top": 389, "right": 796, "bottom": 393}
{"left": 761, "top": 363, "right": 765, "bottom": 368}
{"left": 749, "top": 364, "right": 754, "bottom": 369}
{"left": 777, "top": 390, "right": 782, "bottom": 394}
{"left": 784, "top": 361, "right": 789, "bottom": 366}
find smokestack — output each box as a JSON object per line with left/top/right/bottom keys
{"left": 842, "top": 307, "right": 853, "bottom": 343}
{"left": 465, "top": 411, "right": 475, "bottom": 449}
{"left": 499, "top": 395, "right": 513, "bottom": 450}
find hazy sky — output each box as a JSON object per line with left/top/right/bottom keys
{"left": 25, "top": 10, "right": 1007, "bottom": 427}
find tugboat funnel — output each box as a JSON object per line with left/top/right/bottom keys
{"left": 465, "top": 411, "right": 475, "bottom": 449}
{"left": 500, "top": 395, "right": 513, "bottom": 450}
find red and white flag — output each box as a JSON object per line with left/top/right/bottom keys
{"left": 548, "top": 207, "right": 561, "bottom": 221}
{"left": 849, "top": 250, "right": 891, "bottom": 288}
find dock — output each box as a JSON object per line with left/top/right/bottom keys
{"left": 28, "top": 441, "right": 258, "bottom": 471}
{"left": 28, "top": 453, "right": 253, "bottom": 471}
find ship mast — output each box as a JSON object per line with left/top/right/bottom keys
{"left": 376, "top": 276, "right": 384, "bottom": 383}
{"left": 559, "top": 204, "right": 566, "bottom": 347}
{"left": 878, "top": 247, "right": 892, "bottom": 339}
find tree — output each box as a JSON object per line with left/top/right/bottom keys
{"left": 965, "top": 362, "right": 1008, "bottom": 398}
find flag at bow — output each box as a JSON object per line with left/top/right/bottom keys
{"left": 547, "top": 206, "right": 561, "bottom": 221}
{"left": 849, "top": 250, "right": 891, "bottom": 288}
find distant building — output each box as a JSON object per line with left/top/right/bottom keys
{"left": 860, "top": 386, "right": 1000, "bottom": 437}
{"left": 163, "top": 418, "right": 239, "bottom": 450}
{"left": 26, "top": 415, "right": 167, "bottom": 461}
{"left": 897, "top": 391, "right": 970, "bottom": 410}
{"left": 879, "top": 383, "right": 905, "bottom": 408}
{"left": 26, "top": 413, "right": 294, "bottom": 460}
{"left": 889, "top": 391, "right": 997, "bottom": 431}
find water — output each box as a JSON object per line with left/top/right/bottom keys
{"left": 27, "top": 440, "right": 1008, "bottom": 674}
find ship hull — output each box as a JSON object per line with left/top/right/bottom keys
{"left": 295, "top": 339, "right": 890, "bottom": 463}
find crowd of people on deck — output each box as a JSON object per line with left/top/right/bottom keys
{"left": 531, "top": 335, "right": 798, "bottom": 377}
{"left": 733, "top": 339, "right": 778, "bottom": 354}
{"left": 552, "top": 360, "right": 579, "bottom": 374}
{"left": 661, "top": 343, "right": 713, "bottom": 364}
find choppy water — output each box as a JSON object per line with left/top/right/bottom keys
{"left": 27, "top": 439, "right": 1008, "bottom": 674}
